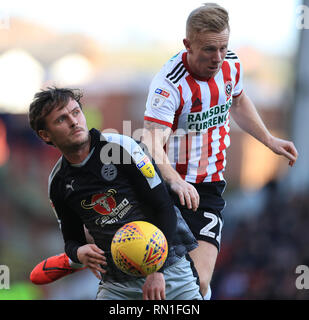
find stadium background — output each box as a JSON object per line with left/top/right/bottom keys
{"left": 0, "top": 0, "right": 308, "bottom": 299}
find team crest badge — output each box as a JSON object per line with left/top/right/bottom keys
{"left": 101, "top": 164, "right": 117, "bottom": 181}
{"left": 225, "top": 81, "right": 232, "bottom": 99}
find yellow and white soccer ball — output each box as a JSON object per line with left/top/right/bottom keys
{"left": 111, "top": 221, "right": 168, "bottom": 277}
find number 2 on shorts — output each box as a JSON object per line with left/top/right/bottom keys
{"left": 200, "top": 211, "right": 223, "bottom": 244}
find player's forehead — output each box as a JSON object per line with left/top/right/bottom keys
{"left": 54, "top": 98, "right": 79, "bottom": 113}
{"left": 193, "top": 28, "right": 230, "bottom": 47}
{"left": 46, "top": 98, "right": 79, "bottom": 120}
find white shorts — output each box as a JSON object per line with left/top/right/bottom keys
{"left": 96, "top": 255, "right": 203, "bottom": 300}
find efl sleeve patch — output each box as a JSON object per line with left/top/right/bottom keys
{"left": 151, "top": 88, "right": 170, "bottom": 108}
{"left": 136, "top": 155, "right": 155, "bottom": 178}
{"left": 131, "top": 143, "right": 161, "bottom": 189}
{"left": 144, "top": 75, "right": 179, "bottom": 126}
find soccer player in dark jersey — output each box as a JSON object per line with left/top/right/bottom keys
{"left": 28, "top": 87, "right": 203, "bottom": 300}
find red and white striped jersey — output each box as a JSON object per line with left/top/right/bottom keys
{"left": 144, "top": 49, "right": 243, "bottom": 183}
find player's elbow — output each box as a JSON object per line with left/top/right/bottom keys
{"left": 141, "top": 131, "right": 163, "bottom": 157}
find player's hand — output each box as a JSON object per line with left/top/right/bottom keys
{"left": 267, "top": 136, "right": 298, "bottom": 167}
{"left": 170, "top": 178, "right": 200, "bottom": 211}
{"left": 142, "top": 272, "right": 165, "bottom": 300}
{"left": 77, "top": 244, "right": 106, "bottom": 280}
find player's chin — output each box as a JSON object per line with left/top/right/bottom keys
{"left": 72, "top": 131, "right": 89, "bottom": 144}
{"left": 201, "top": 67, "right": 218, "bottom": 79}
{"left": 65, "top": 136, "right": 89, "bottom": 150}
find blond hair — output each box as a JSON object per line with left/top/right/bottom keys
{"left": 186, "top": 3, "right": 230, "bottom": 40}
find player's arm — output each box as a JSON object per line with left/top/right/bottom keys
{"left": 231, "top": 91, "right": 298, "bottom": 166}
{"left": 53, "top": 200, "right": 107, "bottom": 280}
{"left": 125, "top": 148, "right": 178, "bottom": 248}
{"left": 143, "top": 272, "right": 165, "bottom": 300}
{"left": 124, "top": 145, "right": 176, "bottom": 300}
{"left": 142, "top": 120, "right": 199, "bottom": 211}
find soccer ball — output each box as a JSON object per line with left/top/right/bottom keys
{"left": 111, "top": 221, "right": 168, "bottom": 277}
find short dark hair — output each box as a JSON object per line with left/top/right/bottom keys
{"left": 29, "top": 87, "right": 83, "bottom": 142}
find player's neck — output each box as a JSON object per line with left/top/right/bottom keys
{"left": 62, "top": 136, "right": 92, "bottom": 165}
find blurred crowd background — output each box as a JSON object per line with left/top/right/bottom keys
{"left": 0, "top": 0, "right": 308, "bottom": 299}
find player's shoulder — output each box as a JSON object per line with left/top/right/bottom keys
{"left": 155, "top": 50, "right": 187, "bottom": 87}
{"left": 101, "top": 132, "right": 156, "bottom": 179}
{"left": 101, "top": 132, "right": 138, "bottom": 149}
{"left": 101, "top": 132, "right": 145, "bottom": 162}
{"left": 224, "top": 49, "right": 241, "bottom": 63}
{"left": 48, "top": 156, "right": 63, "bottom": 198}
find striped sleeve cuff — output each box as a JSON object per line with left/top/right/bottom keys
{"left": 144, "top": 116, "right": 173, "bottom": 128}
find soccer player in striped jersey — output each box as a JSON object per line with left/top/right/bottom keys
{"left": 142, "top": 3, "right": 298, "bottom": 299}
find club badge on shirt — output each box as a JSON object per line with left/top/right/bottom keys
{"left": 101, "top": 164, "right": 117, "bottom": 181}
{"left": 225, "top": 81, "right": 233, "bottom": 99}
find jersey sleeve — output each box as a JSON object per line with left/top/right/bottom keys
{"left": 144, "top": 72, "right": 180, "bottom": 128}
{"left": 49, "top": 181, "right": 87, "bottom": 264}
{"left": 125, "top": 145, "right": 177, "bottom": 252}
{"left": 102, "top": 133, "right": 177, "bottom": 249}
{"left": 232, "top": 58, "right": 244, "bottom": 98}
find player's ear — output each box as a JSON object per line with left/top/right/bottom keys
{"left": 183, "top": 38, "right": 192, "bottom": 53}
{"left": 38, "top": 129, "right": 51, "bottom": 144}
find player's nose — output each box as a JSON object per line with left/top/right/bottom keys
{"left": 68, "top": 114, "right": 78, "bottom": 127}
{"left": 212, "top": 49, "right": 222, "bottom": 63}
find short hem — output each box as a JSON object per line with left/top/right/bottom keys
{"left": 193, "top": 236, "right": 220, "bottom": 252}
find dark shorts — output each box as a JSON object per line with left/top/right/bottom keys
{"left": 171, "top": 181, "right": 226, "bottom": 251}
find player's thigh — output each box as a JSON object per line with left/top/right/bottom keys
{"left": 181, "top": 207, "right": 224, "bottom": 251}
{"left": 96, "top": 280, "right": 143, "bottom": 300}
{"left": 188, "top": 240, "right": 218, "bottom": 281}
{"left": 177, "top": 182, "right": 226, "bottom": 250}
{"left": 164, "top": 256, "right": 203, "bottom": 300}
{"left": 183, "top": 209, "right": 222, "bottom": 285}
